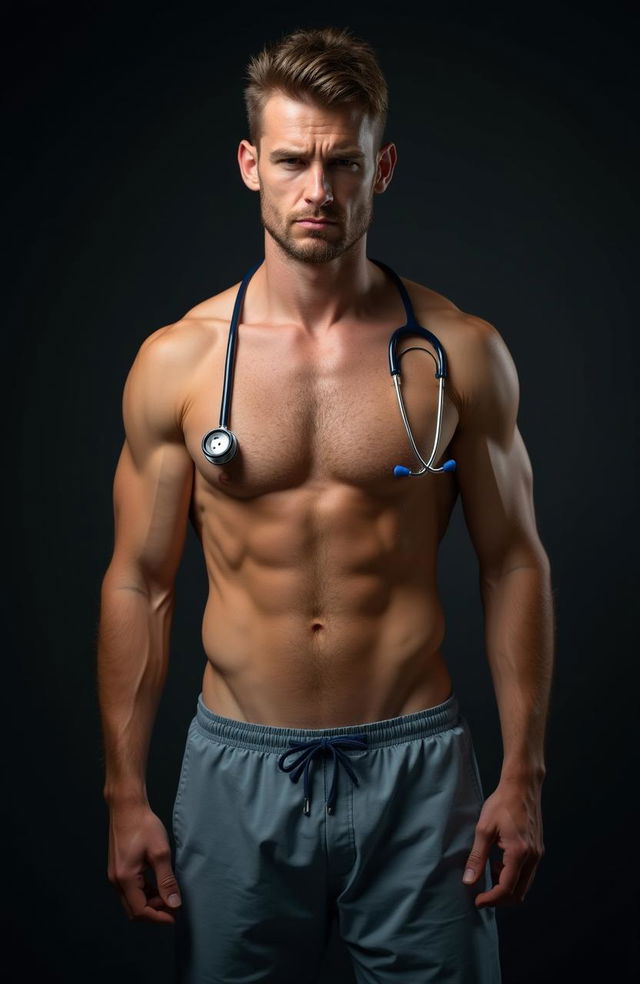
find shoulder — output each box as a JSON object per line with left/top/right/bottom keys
{"left": 399, "top": 274, "right": 501, "bottom": 358}
{"left": 441, "top": 312, "right": 519, "bottom": 436}
{"left": 399, "top": 275, "right": 462, "bottom": 319}
{"left": 122, "top": 279, "right": 243, "bottom": 438}
{"left": 133, "top": 277, "right": 245, "bottom": 371}
{"left": 401, "top": 276, "right": 519, "bottom": 423}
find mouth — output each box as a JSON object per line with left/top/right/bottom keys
{"left": 296, "top": 218, "right": 337, "bottom": 227}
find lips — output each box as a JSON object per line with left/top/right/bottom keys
{"left": 297, "top": 218, "right": 336, "bottom": 225}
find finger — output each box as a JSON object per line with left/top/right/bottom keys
{"left": 143, "top": 883, "right": 178, "bottom": 914}
{"left": 149, "top": 852, "right": 183, "bottom": 912}
{"left": 123, "top": 870, "right": 177, "bottom": 923}
{"left": 140, "top": 872, "right": 179, "bottom": 923}
{"left": 475, "top": 847, "right": 525, "bottom": 908}
{"left": 143, "top": 886, "right": 169, "bottom": 909}
{"left": 462, "top": 824, "right": 494, "bottom": 886}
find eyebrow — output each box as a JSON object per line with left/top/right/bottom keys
{"left": 269, "top": 148, "right": 365, "bottom": 161}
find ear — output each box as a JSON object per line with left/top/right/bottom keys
{"left": 373, "top": 142, "right": 398, "bottom": 194}
{"left": 238, "top": 139, "right": 260, "bottom": 191}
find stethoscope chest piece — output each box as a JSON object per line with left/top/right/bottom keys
{"left": 201, "top": 427, "right": 238, "bottom": 465}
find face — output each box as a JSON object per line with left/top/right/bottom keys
{"left": 238, "top": 92, "right": 396, "bottom": 264}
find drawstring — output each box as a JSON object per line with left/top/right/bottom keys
{"left": 277, "top": 734, "right": 369, "bottom": 815}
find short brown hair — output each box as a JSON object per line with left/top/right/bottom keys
{"left": 243, "top": 26, "right": 389, "bottom": 155}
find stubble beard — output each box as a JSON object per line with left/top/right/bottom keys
{"left": 259, "top": 190, "right": 375, "bottom": 265}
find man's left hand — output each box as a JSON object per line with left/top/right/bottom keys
{"left": 461, "top": 777, "right": 545, "bottom": 907}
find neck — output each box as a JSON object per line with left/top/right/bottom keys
{"left": 253, "top": 236, "right": 383, "bottom": 334}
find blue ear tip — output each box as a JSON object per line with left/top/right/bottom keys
{"left": 443, "top": 459, "right": 457, "bottom": 472}
{"left": 394, "top": 465, "right": 412, "bottom": 477}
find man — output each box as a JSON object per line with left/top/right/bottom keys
{"left": 98, "top": 25, "right": 554, "bottom": 984}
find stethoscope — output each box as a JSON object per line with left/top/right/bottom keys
{"left": 201, "top": 257, "right": 456, "bottom": 477}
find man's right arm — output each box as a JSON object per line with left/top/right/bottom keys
{"left": 98, "top": 326, "right": 194, "bottom": 806}
{"left": 97, "top": 325, "right": 194, "bottom": 922}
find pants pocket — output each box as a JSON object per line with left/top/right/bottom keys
{"left": 460, "top": 717, "right": 485, "bottom": 804}
{"left": 172, "top": 720, "right": 196, "bottom": 847}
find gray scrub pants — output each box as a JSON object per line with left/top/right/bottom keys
{"left": 171, "top": 690, "right": 501, "bottom": 983}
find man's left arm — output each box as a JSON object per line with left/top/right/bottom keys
{"left": 446, "top": 315, "right": 555, "bottom": 908}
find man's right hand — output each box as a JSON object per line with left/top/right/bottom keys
{"left": 106, "top": 802, "right": 182, "bottom": 923}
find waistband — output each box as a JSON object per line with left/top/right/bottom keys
{"left": 194, "top": 690, "right": 461, "bottom": 751}
{"left": 194, "top": 691, "right": 461, "bottom": 817}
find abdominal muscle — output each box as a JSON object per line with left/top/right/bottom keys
{"left": 197, "top": 481, "right": 454, "bottom": 729}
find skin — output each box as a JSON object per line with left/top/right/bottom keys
{"left": 99, "top": 90, "right": 553, "bottom": 927}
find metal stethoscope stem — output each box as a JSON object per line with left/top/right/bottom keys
{"left": 392, "top": 358, "right": 451, "bottom": 476}
{"left": 387, "top": 323, "right": 457, "bottom": 477}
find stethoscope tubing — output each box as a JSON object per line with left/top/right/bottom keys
{"left": 204, "top": 257, "right": 456, "bottom": 476}
{"left": 387, "top": 323, "right": 452, "bottom": 475}
{"left": 219, "top": 259, "right": 263, "bottom": 430}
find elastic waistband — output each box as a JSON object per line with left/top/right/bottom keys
{"left": 193, "top": 690, "right": 461, "bottom": 752}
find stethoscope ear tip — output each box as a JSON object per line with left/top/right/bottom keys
{"left": 394, "top": 460, "right": 456, "bottom": 476}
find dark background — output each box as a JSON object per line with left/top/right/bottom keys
{"left": 4, "top": 1, "right": 639, "bottom": 981}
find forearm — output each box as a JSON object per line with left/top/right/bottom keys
{"left": 97, "top": 569, "right": 175, "bottom": 807}
{"left": 480, "top": 561, "right": 555, "bottom": 783}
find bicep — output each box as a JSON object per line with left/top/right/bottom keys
{"left": 448, "top": 319, "right": 548, "bottom": 578}
{"left": 108, "top": 332, "right": 194, "bottom": 593}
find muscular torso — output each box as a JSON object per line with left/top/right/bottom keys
{"left": 174, "top": 270, "right": 468, "bottom": 727}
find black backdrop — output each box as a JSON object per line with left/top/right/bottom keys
{"left": 4, "top": 1, "right": 639, "bottom": 982}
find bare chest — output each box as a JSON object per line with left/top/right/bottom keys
{"left": 182, "top": 320, "right": 460, "bottom": 500}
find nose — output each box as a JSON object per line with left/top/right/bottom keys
{"left": 304, "top": 163, "right": 334, "bottom": 209}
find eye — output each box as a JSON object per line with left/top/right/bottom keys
{"left": 277, "top": 158, "right": 360, "bottom": 169}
